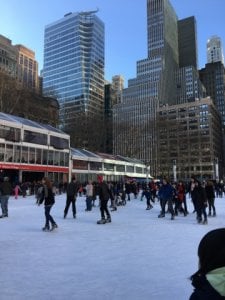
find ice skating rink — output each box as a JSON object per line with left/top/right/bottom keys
{"left": 1, "top": 193, "right": 225, "bottom": 300}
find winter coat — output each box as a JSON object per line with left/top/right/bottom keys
{"left": 143, "top": 189, "right": 151, "bottom": 200}
{"left": 0, "top": 181, "right": 12, "bottom": 195}
{"left": 177, "top": 184, "right": 185, "bottom": 201}
{"left": 86, "top": 184, "right": 93, "bottom": 197}
{"left": 205, "top": 185, "right": 215, "bottom": 200}
{"left": 125, "top": 183, "right": 131, "bottom": 194}
{"left": 190, "top": 268, "right": 225, "bottom": 300}
{"left": 98, "top": 182, "right": 113, "bottom": 202}
{"left": 193, "top": 185, "right": 207, "bottom": 209}
{"left": 67, "top": 181, "right": 79, "bottom": 197}
{"left": 158, "top": 183, "right": 173, "bottom": 200}
{"left": 39, "top": 186, "right": 55, "bottom": 206}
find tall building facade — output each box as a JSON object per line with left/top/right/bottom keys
{"left": 157, "top": 98, "right": 223, "bottom": 181}
{"left": 175, "top": 66, "right": 206, "bottom": 104}
{"left": 0, "top": 35, "right": 17, "bottom": 77}
{"left": 114, "top": 0, "right": 179, "bottom": 170}
{"left": 0, "top": 34, "right": 39, "bottom": 91}
{"left": 178, "top": 17, "right": 198, "bottom": 69}
{"left": 104, "top": 75, "right": 125, "bottom": 153}
{"left": 113, "top": 0, "right": 210, "bottom": 178}
{"left": 199, "top": 62, "right": 225, "bottom": 125}
{"left": 207, "top": 36, "right": 224, "bottom": 64}
{"left": 199, "top": 58, "right": 225, "bottom": 176}
{"left": 112, "top": 75, "right": 124, "bottom": 104}
{"left": 175, "top": 17, "right": 207, "bottom": 104}
{"left": 15, "top": 44, "right": 39, "bottom": 92}
{"left": 43, "top": 10, "right": 105, "bottom": 150}
{"left": 104, "top": 82, "right": 116, "bottom": 154}
{"left": 112, "top": 75, "right": 124, "bottom": 93}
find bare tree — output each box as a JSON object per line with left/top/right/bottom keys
{"left": 0, "top": 71, "right": 59, "bottom": 126}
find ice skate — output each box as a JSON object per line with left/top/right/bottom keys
{"left": 146, "top": 205, "right": 153, "bottom": 210}
{"left": 97, "top": 218, "right": 106, "bottom": 224}
{"left": 42, "top": 226, "right": 50, "bottom": 232}
{"left": 105, "top": 217, "right": 111, "bottom": 223}
{"left": 50, "top": 223, "right": 58, "bottom": 231}
{"left": 158, "top": 213, "right": 165, "bottom": 218}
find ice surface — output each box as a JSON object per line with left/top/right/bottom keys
{"left": 1, "top": 193, "right": 225, "bottom": 300}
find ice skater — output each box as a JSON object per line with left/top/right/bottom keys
{"left": 64, "top": 177, "right": 79, "bottom": 218}
{"left": 39, "top": 177, "right": 57, "bottom": 231}
{"left": 97, "top": 175, "right": 112, "bottom": 224}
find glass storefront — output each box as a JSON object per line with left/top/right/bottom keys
{"left": 0, "top": 143, "right": 69, "bottom": 167}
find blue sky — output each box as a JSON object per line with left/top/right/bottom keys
{"left": 1, "top": 0, "right": 225, "bottom": 86}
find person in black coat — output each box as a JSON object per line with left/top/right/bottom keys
{"left": 192, "top": 180, "right": 208, "bottom": 224}
{"left": 190, "top": 228, "right": 225, "bottom": 299}
{"left": 205, "top": 180, "right": 216, "bottom": 217}
{"left": 64, "top": 177, "right": 79, "bottom": 219}
{"left": 39, "top": 177, "right": 57, "bottom": 231}
{"left": 0, "top": 177, "right": 12, "bottom": 218}
{"left": 97, "top": 175, "right": 112, "bottom": 224}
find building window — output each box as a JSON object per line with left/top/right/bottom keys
{"left": 24, "top": 130, "right": 47, "bottom": 145}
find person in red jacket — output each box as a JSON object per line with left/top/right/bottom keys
{"left": 175, "top": 181, "right": 187, "bottom": 216}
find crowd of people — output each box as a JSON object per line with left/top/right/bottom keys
{"left": 0, "top": 175, "right": 225, "bottom": 299}
{"left": 0, "top": 174, "right": 223, "bottom": 227}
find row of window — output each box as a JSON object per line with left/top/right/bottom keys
{"left": 0, "top": 143, "right": 69, "bottom": 166}
{"left": 73, "top": 160, "right": 144, "bottom": 174}
{"left": 0, "top": 125, "right": 69, "bottom": 149}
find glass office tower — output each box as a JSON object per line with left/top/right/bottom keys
{"left": 178, "top": 16, "right": 198, "bottom": 69}
{"left": 113, "top": 0, "right": 179, "bottom": 169}
{"left": 43, "top": 11, "right": 105, "bottom": 132}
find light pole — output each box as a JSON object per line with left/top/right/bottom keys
{"left": 173, "top": 159, "right": 177, "bottom": 183}
{"left": 215, "top": 157, "right": 219, "bottom": 180}
{"left": 146, "top": 164, "right": 150, "bottom": 184}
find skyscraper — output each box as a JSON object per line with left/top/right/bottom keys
{"left": 207, "top": 36, "right": 224, "bottom": 64}
{"left": 15, "top": 44, "right": 39, "bottom": 92}
{"left": 0, "top": 35, "right": 39, "bottom": 91}
{"left": 178, "top": 16, "right": 198, "bottom": 69}
{"left": 43, "top": 10, "right": 105, "bottom": 149}
{"left": 114, "top": 0, "right": 179, "bottom": 169}
{"left": 113, "top": 0, "right": 206, "bottom": 177}
{"left": 199, "top": 62, "right": 225, "bottom": 124}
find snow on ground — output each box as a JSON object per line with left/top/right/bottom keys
{"left": 0, "top": 193, "right": 225, "bottom": 300}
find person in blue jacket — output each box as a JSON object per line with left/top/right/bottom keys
{"left": 158, "top": 178, "right": 175, "bottom": 220}
{"left": 190, "top": 228, "right": 225, "bottom": 299}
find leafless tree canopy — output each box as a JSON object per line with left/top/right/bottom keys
{"left": 0, "top": 71, "right": 59, "bottom": 126}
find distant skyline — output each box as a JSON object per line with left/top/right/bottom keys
{"left": 1, "top": 0, "right": 225, "bottom": 86}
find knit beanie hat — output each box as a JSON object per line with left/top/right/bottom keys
{"left": 198, "top": 228, "right": 225, "bottom": 274}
